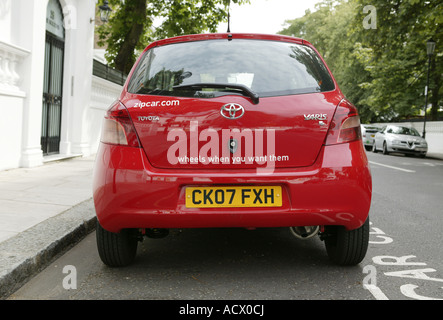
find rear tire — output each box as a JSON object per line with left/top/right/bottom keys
{"left": 372, "top": 143, "right": 377, "bottom": 153}
{"left": 382, "top": 142, "right": 389, "bottom": 155}
{"left": 324, "top": 218, "right": 369, "bottom": 266}
{"left": 96, "top": 220, "right": 138, "bottom": 267}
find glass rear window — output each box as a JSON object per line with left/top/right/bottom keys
{"left": 127, "top": 39, "right": 335, "bottom": 98}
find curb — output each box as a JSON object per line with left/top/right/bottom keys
{"left": 0, "top": 199, "right": 96, "bottom": 299}
{"left": 426, "top": 153, "right": 443, "bottom": 160}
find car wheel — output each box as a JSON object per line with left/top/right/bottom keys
{"left": 96, "top": 219, "right": 139, "bottom": 267}
{"left": 372, "top": 143, "right": 377, "bottom": 153}
{"left": 324, "top": 218, "right": 369, "bottom": 266}
{"left": 382, "top": 142, "right": 389, "bottom": 155}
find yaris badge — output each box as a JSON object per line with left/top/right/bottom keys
{"left": 220, "top": 103, "right": 245, "bottom": 120}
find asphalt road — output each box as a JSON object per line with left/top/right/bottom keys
{"left": 7, "top": 150, "right": 443, "bottom": 302}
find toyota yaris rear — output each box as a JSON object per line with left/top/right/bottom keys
{"left": 93, "top": 33, "right": 372, "bottom": 267}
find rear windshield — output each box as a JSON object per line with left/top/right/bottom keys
{"left": 127, "top": 39, "right": 335, "bottom": 98}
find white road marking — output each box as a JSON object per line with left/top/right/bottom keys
{"left": 400, "top": 284, "right": 443, "bottom": 300}
{"left": 369, "top": 161, "right": 416, "bottom": 173}
{"left": 422, "top": 162, "right": 435, "bottom": 167}
{"left": 363, "top": 284, "right": 390, "bottom": 300}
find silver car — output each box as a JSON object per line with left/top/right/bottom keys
{"left": 373, "top": 125, "right": 427, "bottom": 157}
{"left": 361, "top": 124, "right": 379, "bottom": 150}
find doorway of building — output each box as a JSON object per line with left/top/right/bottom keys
{"left": 41, "top": 0, "right": 65, "bottom": 155}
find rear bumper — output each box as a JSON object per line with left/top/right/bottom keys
{"left": 363, "top": 138, "right": 375, "bottom": 146}
{"left": 93, "top": 141, "right": 372, "bottom": 233}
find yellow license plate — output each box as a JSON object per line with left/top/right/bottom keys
{"left": 185, "top": 186, "right": 282, "bottom": 208}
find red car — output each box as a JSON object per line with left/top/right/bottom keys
{"left": 93, "top": 33, "right": 372, "bottom": 267}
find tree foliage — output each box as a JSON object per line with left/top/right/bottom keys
{"left": 280, "top": 0, "right": 442, "bottom": 123}
{"left": 96, "top": 0, "right": 249, "bottom": 74}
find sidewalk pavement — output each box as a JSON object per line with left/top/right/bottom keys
{"left": 427, "top": 152, "right": 443, "bottom": 161}
{"left": 0, "top": 155, "right": 96, "bottom": 298}
{"left": 0, "top": 151, "right": 442, "bottom": 298}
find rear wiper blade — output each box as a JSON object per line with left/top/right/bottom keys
{"left": 136, "top": 87, "right": 168, "bottom": 95}
{"left": 173, "top": 83, "right": 259, "bottom": 105}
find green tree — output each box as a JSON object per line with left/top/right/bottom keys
{"left": 279, "top": 0, "right": 442, "bottom": 122}
{"left": 96, "top": 0, "right": 249, "bottom": 74}
{"left": 279, "top": 0, "right": 376, "bottom": 122}
{"left": 353, "top": 0, "right": 442, "bottom": 121}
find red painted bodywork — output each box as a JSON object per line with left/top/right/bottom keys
{"left": 92, "top": 33, "right": 372, "bottom": 233}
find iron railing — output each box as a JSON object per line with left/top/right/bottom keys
{"left": 93, "top": 59, "right": 127, "bottom": 86}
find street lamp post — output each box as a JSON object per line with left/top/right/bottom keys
{"left": 423, "top": 38, "right": 436, "bottom": 138}
{"left": 99, "top": 0, "right": 113, "bottom": 23}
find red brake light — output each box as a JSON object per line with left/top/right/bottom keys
{"left": 325, "top": 99, "right": 361, "bottom": 145}
{"left": 101, "top": 101, "right": 141, "bottom": 148}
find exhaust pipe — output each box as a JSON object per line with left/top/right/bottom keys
{"left": 289, "top": 226, "right": 319, "bottom": 240}
{"left": 145, "top": 228, "right": 169, "bottom": 239}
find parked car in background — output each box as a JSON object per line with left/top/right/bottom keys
{"left": 372, "top": 125, "right": 427, "bottom": 157}
{"left": 361, "top": 124, "right": 379, "bottom": 150}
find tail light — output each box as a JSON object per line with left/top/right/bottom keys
{"left": 100, "top": 101, "right": 141, "bottom": 148}
{"left": 325, "top": 99, "right": 361, "bottom": 145}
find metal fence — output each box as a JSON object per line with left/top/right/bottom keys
{"left": 92, "top": 59, "right": 127, "bottom": 86}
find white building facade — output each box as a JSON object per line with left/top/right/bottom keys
{"left": 0, "top": 0, "right": 121, "bottom": 171}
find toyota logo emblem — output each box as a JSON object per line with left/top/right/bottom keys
{"left": 220, "top": 103, "right": 245, "bottom": 120}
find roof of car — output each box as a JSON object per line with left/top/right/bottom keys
{"left": 144, "top": 33, "right": 311, "bottom": 52}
